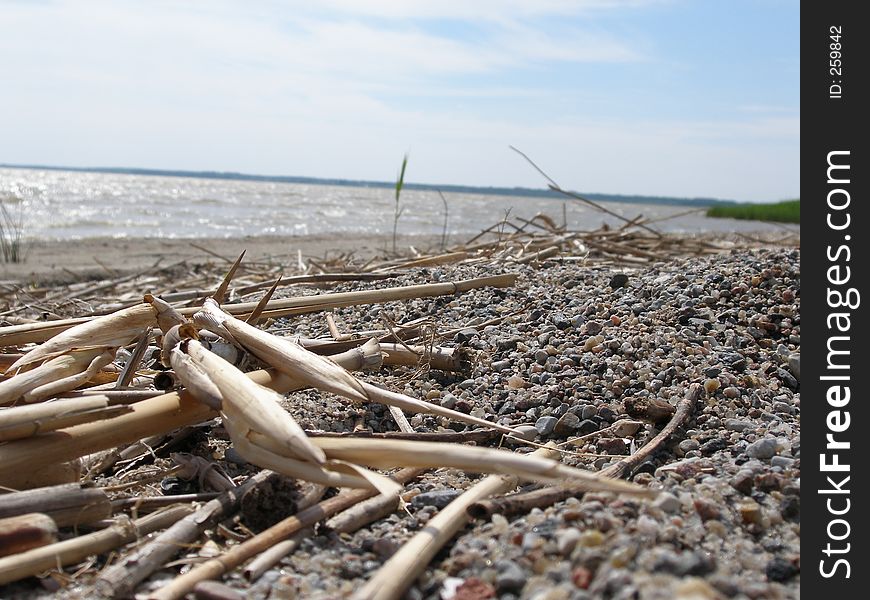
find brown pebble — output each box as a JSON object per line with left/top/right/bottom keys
{"left": 624, "top": 396, "right": 676, "bottom": 423}
{"left": 693, "top": 498, "right": 721, "bottom": 522}
{"left": 704, "top": 378, "right": 720, "bottom": 394}
{"left": 454, "top": 577, "right": 496, "bottom": 600}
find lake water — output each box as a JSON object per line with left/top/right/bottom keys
{"left": 0, "top": 167, "right": 791, "bottom": 240}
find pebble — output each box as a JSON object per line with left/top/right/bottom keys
{"left": 725, "top": 418, "right": 753, "bottom": 432}
{"left": 495, "top": 560, "right": 526, "bottom": 593}
{"left": 746, "top": 437, "right": 778, "bottom": 459}
{"left": 553, "top": 412, "right": 580, "bottom": 436}
{"left": 411, "top": 489, "right": 462, "bottom": 509}
{"left": 770, "top": 455, "right": 795, "bottom": 469}
{"left": 535, "top": 416, "right": 558, "bottom": 436}
{"left": 703, "top": 378, "right": 720, "bottom": 394}
{"left": 788, "top": 352, "right": 800, "bottom": 380}
{"left": 653, "top": 492, "right": 681, "bottom": 514}
{"left": 555, "top": 528, "right": 581, "bottom": 555}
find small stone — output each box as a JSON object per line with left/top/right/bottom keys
{"left": 610, "top": 314, "right": 622, "bottom": 326}
{"left": 372, "top": 537, "right": 399, "bottom": 559}
{"left": 674, "top": 578, "right": 721, "bottom": 600}
{"left": 580, "top": 406, "right": 598, "bottom": 420}
{"left": 636, "top": 515, "right": 659, "bottom": 536}
{"left": 411, "top": 489, "right": 462, "bottom": 509}
{"left": 766, "top": 557, "right": 799, "bottom": 582}
{"left": 577, "top": 419, "right": 599, "bottom": 435}
{"left": 678, "top": 439, "right": 700, "bottom": 454}
{"left": 535, "top": 416, "right": 558, "bottom": 436}
{"left": 653, "top": 492, "right": 681, "bottom": 514}
{"left": 585, "top": 321, "right": 604, "bottom": 335}
{"left": 453, "top": 577, "right": 496, "bottom": 600}
{"left": 596, "top": 437, "right": 628, "bottom": 455}
{"left": 194, "top": 581, "right": 244, "bottom": 600}
{"left": 554, "top": 412, "right": 580, "bottom": 436}
{"left": 579, "top": 530, "right": 604, "bottom": 547}
{"left": 534, "top": 350, "right": 549, "bottom": 365}
{"left": 703, "top": 378, "right": 720, "bottom": 394}
{"left": 456, "top": 328, "right": 479, "bottom": 343}
{"left": 788, "top": 352, "right": 800, "bottom": 380}
{"left": 610, "top": 419, "right": 642, "bottom": 437}
{"left": 731, "top": 470, "right": 755, "bottom": 494}
{"left": 609, "top": 273, "right": 629, "bottom": 288}
{"left": 555, "top": 528, "right": 582, "bottom": 555}
{"left": 693, "top": 498, "right": 721, "bottom": 522}
{"left": 770, "top": 455, "right": 795, "bottom": 469}
{"left": 491, "top": 359, "right": 511, "bottom": 372}
{"left": 441, "top": 393, "right": 458, "bottom": 409}
{"left": 725, "top": 418, "right": 752, "bottom": 432}
{"left": 571, "top": 566, "right": 593, "bottom": 590}
{"left": 776, "top": 367, "right": 798, "bottom": 390}
{"left": 746, "top": 437, "right": 778, "bottom": 459}
{"left": 494, "top": 560, "right": 526, "bottom": 593}
{"left": 722, "top": 386, "right": 740, "bottom": 398}
{"left": 511, "top": 425, "right": 539, "bottom": 442}
{"left": 506, "top": 376, "right": 526, "bottom": 390}
{"left": 737, "top": 500, "right": 764, "bottom": 525}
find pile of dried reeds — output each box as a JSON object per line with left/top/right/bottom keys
{"left": 0, "top": 252, "right": 659, "bottom": 598}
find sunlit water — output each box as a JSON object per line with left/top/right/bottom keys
{"left": 1, "top": 168, "right": 790, "bottom": 240}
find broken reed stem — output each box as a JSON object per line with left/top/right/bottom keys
{"left": 352, "top": 444, "right": 560, "bottom": 600}
{"left": 93, "top": 470, "right": 274, "bottom": 599}
{"left": 466, "top": 384, "right": 702, "bottom": 519}
{"left": 0, "top": 344, "right": 381, "bottom": 488}
{"left": 0, "top": 505, "right": 192, "bottom": 586}
{"left": 149, "top": 468, "right": 424, "bottom": 600}
{"left": 0, "top": 274, "right": 519, "bottom": 347}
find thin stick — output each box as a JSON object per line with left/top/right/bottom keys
{"left": 0, "top": 505, "right": 192, "bottom": 586}
{"left": 352, "top": 445, "right": 560, "bottom": 600}
{"left": 466, "top": 384, "right": 701, "bottom": 518}
{"left": 93, "top": 470, "right": 273, "bottom": 598}
{"left": 508, "top": 145, "right": 661, "bottom": 237}
{"left": 148, "top": 468, "right": 423, "bottom": 600}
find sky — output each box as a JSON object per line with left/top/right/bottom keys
{"left": 0, "top": 0, "right": 799, "bottom": 202}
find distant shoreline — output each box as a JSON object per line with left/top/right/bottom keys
{"left": 1, "top": 163, "right": 738, "bottom": 208}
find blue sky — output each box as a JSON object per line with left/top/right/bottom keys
{"left": 0, "top": 0, "right": 799, "bottom": 202}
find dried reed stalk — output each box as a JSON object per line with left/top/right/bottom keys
{"left": 0, "top": 274, "right": 518, "bottom": 347}
{"left": 0, "top": 396, "right": 129, "bottom": 442}
{"left": 0, "top": 513, "right": 58, "bottom": 558}
{"left": 148, "top": 468, "right": 424, "bottom": 600}
{"left": 0, "top": 504, "right": 192, "bottom": 586}
{"left": 194, "top": 300, "right": 518, "bottom": 435}
{"left": 4, "top": 303, "right": 157, "bottom": 373}
{"left": 311, "top": 438, "right": 651, "bottom": 495}
{"left": 0, "top": 348, "right": 110, "bottom": 406}
{"left": 353, "top": 445, "right": 560, "bottom": 600}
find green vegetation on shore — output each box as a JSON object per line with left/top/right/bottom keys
{"left": 706, "top": 199, "right": 799, "bottom": 223}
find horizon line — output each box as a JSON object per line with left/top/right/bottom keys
{"left": 0, "top": 162, "right": 744, "bottom": 207}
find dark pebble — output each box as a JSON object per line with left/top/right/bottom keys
{"left": 776, "top": 368, "right": 799, "bottom": 390}
{"left": 495, "top": 559, "right": 526, "bottom": 592}
{"left": 554, "top": 412, "right": 580, "bottom": 436}
{"left": 535, "top": 416, "right": 558, "bottom": 436}
{"left": 731, "top": 470, "right": 755, "bottom": 495}
{"left": 411, "top": 489, "right": 463, "bottom": 509}
{"left": 699, "top": 438, "right": 729, "bottom": 456}
{"left": 780, "top": 495, "right": 800, "bottom": 520}
{"left": 766, "top": 557, "right": 799, "bottom": 582}
{"left": 609, "top": 273, "right": 629, "bottom": 289}
{"left": 456, "top": 328, "right": 479, "bottom": 343}
{"left": 577, "top": 419, "right": 599, "bottom": 434}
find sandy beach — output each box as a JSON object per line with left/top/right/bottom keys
{"left": 0, "top": 234, "right": 443, "bottom": 284}
{"left": 0, "top": 239, "right": 801, "bottom": 599}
